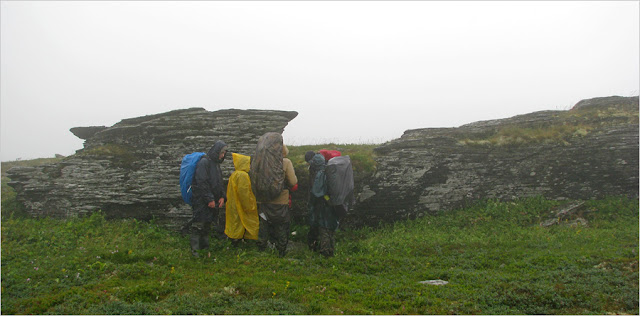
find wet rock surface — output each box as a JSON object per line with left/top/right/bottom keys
{"left": 7, "top": 108, "right": 298, "bottom": 230}
{"left": 350, "top": 96, "right": 638, "bottom": 226}
{"left": 7, "top": 96, "right": 639, "bottom": 230}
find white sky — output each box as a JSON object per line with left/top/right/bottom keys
{"left": 1, "top": 1, "right": 638, "bottom": 161}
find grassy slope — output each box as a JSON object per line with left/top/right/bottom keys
{"left": 1, "top": 195, "right": 637, "bottom": 314}
{"left": 457, "top": 101, "right": 638, "bottom": 146}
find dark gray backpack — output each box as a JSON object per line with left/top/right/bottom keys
{"left": 249, "top": 132, "right": 285, "bottom": 202}
{"left": 326, "top": 155, "right": 355, "bottom": 209}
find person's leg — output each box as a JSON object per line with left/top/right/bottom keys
{"left": 231, "top": 238, "right": 242, "bottom": 248}
{"left": 211, "top": 208, "right": 226, "bottom": 240}
{"left": 189, "top": 235, "right": 200, "bottom": 257}
{"left": 257, "top": 215, "right": 269, "bottom": 251}
{"left": 199, "top": 221, "right": 212, "bottom": 249}
{"left": 190, "top": 221, "right": 206, "bottom": 257}
{"left": 308, "top": 225, "right": 319, "bottom": 252}
{"left": 318, "top": 227, "right": 335, "bottom": 257}
{"left": 275, "top": 221, "right": 290, "bottom": 257}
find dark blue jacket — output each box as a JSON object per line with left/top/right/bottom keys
{"left": 192, "top": 140, "right": 227, "bottom": 222}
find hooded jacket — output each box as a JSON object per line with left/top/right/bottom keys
{"left": 309, "top": 154, "right": 327, "bottom": 198}
{"left": 191, "top": 140, "right": 227, "bottom": 222}
{"left": 308, "top": 153, "right": 339, "bottom": 231}
{"left": 225, "top": 153, "right": 259, "bottom": 240}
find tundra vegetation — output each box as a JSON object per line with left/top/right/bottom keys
{"left": 2, "top": 151, "right": 637, "bottom": 315}
{"left": 457, "top": 102, "right": 638, "bottom": 146}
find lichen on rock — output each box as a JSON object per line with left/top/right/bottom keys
{"left": 7, "top": 108, "right": 298, "bottom": 230}
{"left": 349, "top": 96, "right": 638, "bottom": 227}
{"left": 7, "top": 96, "right": 639, "bottom": 230}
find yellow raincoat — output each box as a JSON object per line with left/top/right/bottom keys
{"left": 225, "top": 153, "right": 259, "bottom": 240}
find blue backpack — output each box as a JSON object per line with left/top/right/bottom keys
{"left": 179, "top": 152, "right": 206, "bottom": 205}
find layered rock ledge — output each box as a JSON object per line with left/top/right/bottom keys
{"left": 7, "top": 96, "right": 638, "bottom": 230}
{"left": 7, "top": 108, "right": 297, "bottom": 230}
{"left": 350, "top": 96, "right": 638, "bottom": 226}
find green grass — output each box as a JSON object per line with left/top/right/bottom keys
{"left": 457, "top": 102, "right": 638, "bottom": 147}
{"left": 2, "top": 158, "right": 64, "bottom": 176}
{"left": 2, "top": 193, "right": 637, "bottom": 314}
{"left": 2, "top": 154, "right": 637, "bottom": 314}
{"left": 287, "top": 143, "right": 378, "bottom": 174}
{"left": 458, "top": 124, "right": 594, "bottom": 146}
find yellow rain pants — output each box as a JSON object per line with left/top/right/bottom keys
{"left": 225, "top": 153, "right": 259, "bottom": 240}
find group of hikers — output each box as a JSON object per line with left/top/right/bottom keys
{"left": 183, "top": 134, "right": 354, "bottom": 259}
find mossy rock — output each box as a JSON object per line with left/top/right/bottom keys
{"left": 78, "top": 144, "right": 141, "bottom": 169}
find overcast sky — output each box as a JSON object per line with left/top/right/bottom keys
{"left": 1, "top": 1, "right": 638, "bottom": 161}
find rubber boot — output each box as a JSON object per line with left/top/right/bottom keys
{"left": 200, "top": 235, "right": 210, "bottom": 250}
{"left": 190, "top": 234, "right": 200, "bottom": 257}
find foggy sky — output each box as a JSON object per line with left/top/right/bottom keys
{"left": 1, "top": 1, "right": 638, "bottom": 161}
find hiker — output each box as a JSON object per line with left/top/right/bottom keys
{"left": 256, "top": 144, "right": 298, "bottom": 257}
{"left": 189, "top": 140, "right": 228, "bottom": 257}
{"left": 306, "top": 152, "right": 340, "bottom": 257}
{"left": 325, "top": 155, "right": 354, "bottom": 222}
{"left": 225, "top": 153, "right": 259, "bottom": 245}
{"left": 305, "top": 151, "right": 322, "bottom": 252}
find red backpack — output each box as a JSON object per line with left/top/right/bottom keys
{"left": 319, "top": 150, "right": 341, "bottom": 162}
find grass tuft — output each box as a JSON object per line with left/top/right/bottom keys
{"left": 457, "top": 104, "right": 638, "bottom": 147}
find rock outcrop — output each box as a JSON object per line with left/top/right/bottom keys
{"left": 7, "top": 96, "right": 638, "bottom": 230}
{"left": 350, "top": 96, "right": 638, "bottom": 226}
{"left": 7, "top": 108, "right": 298, "bottom": 230}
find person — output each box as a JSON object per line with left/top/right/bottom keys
{"left": 305, "top": 151, "right": 346, "bottom": 257}
{"left": 225, "top": 153, "right": 259, "bottom": 244}
{"left": 304, "top": 150, "right": 317, "bottom": 166}
{"left": 257, "top": 144, "right": 298, "bottom": 257}
{"left": 306, "top": 151, "right": 340, "bottom": 257}
{"left": 305, "top": 151, "right": 322, "bottom": 252}
{"left": 189, "top": 140, "right": 228, "bottom": 257}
